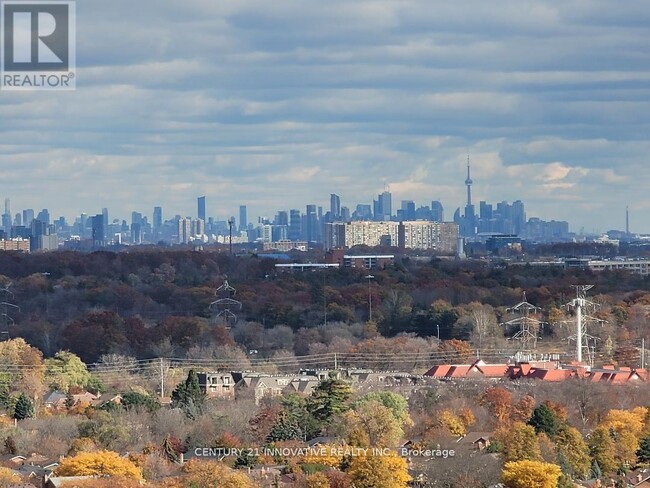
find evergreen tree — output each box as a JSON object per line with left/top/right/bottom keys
{"left": 266, "top": 411, "right": 302, "bottom": 443}
{"left": 528, "top": 403, "right": 559, "bottom": 437}
{"left": 171, "top": 369, "right": 205, "bottom": 419}
{"left": 13, "top": 393, "right": 34, "bottom": 420}
{"left": 307, "top": 378, "right": 352, "bottom": 423}
{"left": 637, "top": 436, "right": 650, "bottom": 463}
{"left": 590, "top": 460, "right": 602, "bottom": 480}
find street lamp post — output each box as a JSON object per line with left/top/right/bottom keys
{"left": 366, "top": 275, "right": 374, "bottom": 322}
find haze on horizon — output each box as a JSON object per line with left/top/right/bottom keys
{"left": 1, "top": 0, "right": 649, "bottom": 234}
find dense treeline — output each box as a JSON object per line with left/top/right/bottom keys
{"left": 0, "top": 249, "right": 649, "bottom": 363}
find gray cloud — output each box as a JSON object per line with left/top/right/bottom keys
{"left": 0, "top": 0, "right": 649, "bottom": 232}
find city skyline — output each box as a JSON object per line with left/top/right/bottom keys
{"left": 1, "top": 1, "right": 649, "bottom": 232}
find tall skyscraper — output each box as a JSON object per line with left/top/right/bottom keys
{"left": 289, "top": 209, "right": 301, "bottom": 241}
{"left": 401, "top": 200, "right": 416, "bottom": 221}
{"left": 91, "top": 214, "right": 105, "bottom": 248}
{"left": 374, "top": 191, "right": 392, "bottom": 221}
{"left": 102, "top": 208, "right": 109, "bottom": 228}
{"left": 330, "top": 194, "right": 341, "bottom": 220}
{"left": 430, "top": 201, "right": 444, "bottom": 222}
{"left": 239, "top": 205, "right": 247, "bottom": 232}
{"left": 22, "top": 209, "right": 34, "bottom": 227}
{"left": 153, "top": 206, "right": 162, "bottom": 232}
{"left": 275, "top": 211, "right": 288, "bottom": 226}
{"left": 512, "top": 200, "right": 526, "bottom": 236}
{"left": 305, "top": 204, "right": 318, "bottom": 242}
{"left": 37, "top": 209, "right": 50, "bottom": 225}
{"left": 198, "top": 196, "right": 206, "bottom": 222}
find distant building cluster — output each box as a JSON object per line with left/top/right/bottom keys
{"left": 0, "top": 161, "right": 606, "bottom": 255}
{"left": 454, "top": 162, "right": 571, "bottom": 241}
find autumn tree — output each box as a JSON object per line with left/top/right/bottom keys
{"left": 44, "top": 351, "right": 90, "bottom": 392}
{"left": 347, "top": 453, "right": 411, "bottom": 488}
{"left": 0, "top": 338, "right": 44, "bottom": 398}
{"left": 554, "top": 426, "right": 591, "bottom": 479}
{"left": 480, "top": 387, "right": 513, "bottom": 425}
{"left": 438, "top": 410, "right": 467, "bottom": 437}
{"left": 0, "top": 467, "right": 21, "bottom": 486}
{"left": 176, "top": 459, "right": 254, "bottom": 488}
{"left": 306, "top": 472, "right": 330, "bottom": 488}
{"left": 501, "top": 460, "right": 561, "bottom": 488}
{"left": 511, "top": 394, "right": 535, "bottom": 423}
{"left": 56, "top": 450, "right": 142, "bottom": 479}
{"left": 600, "top": 407, "right": 647, "bottom": 467}
{"left": 500, "top": 422, "right": 542, "bottom": 463}
{"left": 344, "top": 400, "right": 405, "bottom": 448}
{"left": 588, "top": 427, "right": 617, "bottom": 474}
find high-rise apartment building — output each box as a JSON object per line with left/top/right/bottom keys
{"left": 178, "top": 218, "right": 191, "bottom": 244}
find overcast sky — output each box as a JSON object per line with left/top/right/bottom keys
{"left": 1, "top": 0, "right": 649, "bottom": 233}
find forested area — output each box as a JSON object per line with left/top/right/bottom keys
{"left": 0, "top": 249, "right": 648, "bottom": 365}
{"left": 0, "top": 250, "right": 649, "bottom": 486}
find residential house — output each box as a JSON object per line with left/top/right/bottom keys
{"left": 197, "top": 372, "right": 235, "bottom": 399}
{"left": 456, "top": 432, "right": 493, "bottom": 451}
{"left": 234, "top": 373, "right": 320, "bottom": 404}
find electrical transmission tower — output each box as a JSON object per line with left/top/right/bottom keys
{"left": 0, "top": 283, "right": 19, "bottom": 341}
{"left": 564, "top": 285, "right": 604, "bottom": 366}
{"left": 209, "top": 280, "right": 242, "bottom": 330}
{"left": 501, "top": 292, "right": 545, "bottom": 359}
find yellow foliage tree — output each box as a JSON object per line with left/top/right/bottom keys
{"left": 501, "top": 422, "right": 542, "bottom": 463}
{"left": 301, "top": 445, "right": 342, "bottom": 468}
{"left": 600, "top": 407, "right": 647, "bottom": 467}
{"left": 55, "top": 450, "right": 142, "bottom": 479}
{"left": 347, "top": 453, "right": 411, "bottom": 488}
{"left": 180, "top": 459, "right": 254, "bottom": 488}
{"left": 0, "top": 466, "right": 21, "bottom": 486}
{"left": 601, "top": 408, "right": 646, "bottom": 438}
{"left": 344, "top": 400, "right": 404, "bottom": 448}
{"left": 306, "top": 472, "right": 330, "bottom": 488}
{"left": 554, "top": 426, "right": 590, "bottom": 479}
{"left": 458, "top": 407, "right": 476, "bottom": 428}
{"left": 439, "top": 410, "right": 467, "bottom": 437}
{"left": 588, "top": 426, "right": 617, "bottom": 474}
{"left": 501, "top": 460, "right": 561, "bottom": 488}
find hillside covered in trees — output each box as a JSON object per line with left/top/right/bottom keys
{"left": 0, "top": 249, "right": 649, "bottom": 365}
